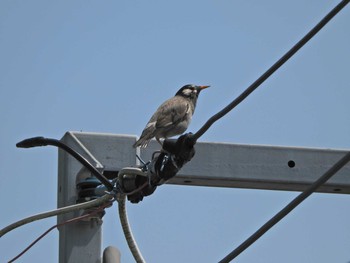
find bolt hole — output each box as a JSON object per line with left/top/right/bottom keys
{"left": 288, "top": 160, "right": 296, "bottom": 168}
{"left": 333, "top": 188, "right": 341, "bottom": 192}
{"left": 184, "top": 180, "right": 192, "bottom": 184}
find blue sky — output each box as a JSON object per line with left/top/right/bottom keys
{"left": 1, "top": 1, "right": 350, "bottom": 262}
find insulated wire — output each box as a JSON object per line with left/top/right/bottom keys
{"left": 118, "top": 194, "right": 146, "bottom": 263}
{"left": 193, "top": 0, "right": 350, "bottom": 142}
{"left": 16, "top": 137, "right": 113, "bottom": 191}
{"left": 116, "top": 169, "right": 149, "bottom": 262}
{"left": 188, "top": 0, "right": 350, "bottom": 261}
{"left": 219, "top": 151, "right": 350, "bottom": 262}
{"left": 8, "top": 0, "right": 349, "bottom": 262}
{"left": 8, "top": 202, "right": 111, "bottom": 263}
{"left": 0, "top": 194, "right": 113, "bottom": 238}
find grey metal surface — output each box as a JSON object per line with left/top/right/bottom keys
{"left": 66, "top": 132, "right": 350, "bottom": 194}
{"left": 123, "top": 136, "right": 350, "bottom": 194}
{"left": 141, "top": 140, "right": 350, "bottom": 194}
{"left": 57, "top": 131, "right": 350, "bottom": 261}
{"left": 57, "top": 132, "right": 137, "bottom": 263}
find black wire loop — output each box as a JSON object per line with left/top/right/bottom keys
{"left": 16, "top": 136, "right": 114, "bottom": 191}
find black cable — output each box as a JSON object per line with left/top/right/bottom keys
{"left": 219, "top": 151, "right": 350, "bottom": 263}
{"left": 16, "top": 136, "right": 114, "bottom": 191}
{"left": 193, "top": 0, "right": 350, "bottom": 141}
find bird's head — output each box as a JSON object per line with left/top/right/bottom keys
{"left": 175, "top": 84, "right": 210, "bottom": 99}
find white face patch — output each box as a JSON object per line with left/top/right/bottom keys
{"left": 182, "top": 88, "right": 196, "bottom": 96}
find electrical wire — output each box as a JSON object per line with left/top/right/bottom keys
{"left": 16, "top": 137, "right": 113, "bottom": 191}
{"left": 8, "top": 202, "right": 112, "bottom": 263}
{"left": 15, "top": 137, "right": 147, "bottom": 262}
{"left": 193, "top": 0, "right": 350, "bottom": 142}
{"left": 115, "top": 168, "right": 149, "bottom": 262}
{"left": 189, "top": 1, "right": 350, "bottom": 261}
{"left": 117, "top": 194, "right": 146, "bottom": 263}
{"left": 0, "top": 194, "right": 113, "bottom": 238}
{"left": 10, "top": 2, "right": 349, "bottom": 262}
{"left": 219, "top": 151, "right": 350, "bottom": 262}
{"left": 124, "top": 181, "right": 149, "bottom": 196}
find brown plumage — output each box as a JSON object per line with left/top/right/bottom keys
{"left": 133, "top": 84, "right": 210, "bottom": 148}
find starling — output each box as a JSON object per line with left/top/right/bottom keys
{"left": 133, "top": 84, "right": 210, "bottom": 148}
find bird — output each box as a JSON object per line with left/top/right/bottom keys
{"left": 133, "top": 84, "right": 210, "bottom": 148}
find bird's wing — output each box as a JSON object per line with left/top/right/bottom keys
{"left": 134, "top": 97, "right": 191, "bottom": 147}
{"left": 155, "top": 97, "right": 190, "bottom": 129}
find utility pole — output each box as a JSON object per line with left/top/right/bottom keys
{"left": 57, "top": 131, "right": 350, "bottom": 262}
{"left": 57, "top": 132, "right": 136, "bottom": 263}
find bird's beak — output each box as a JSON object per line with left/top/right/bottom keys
{"left": 198, "top": 85, "right": 210, "bottom": 90}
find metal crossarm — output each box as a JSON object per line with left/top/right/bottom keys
{"left": 68, "top": 132, "right": 350, "bottom": 194}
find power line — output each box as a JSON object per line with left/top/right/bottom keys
{"left": 219, "top": 151, "right": 350, "bottom": 262}
{"left": 8, "top": 202, "right": 111, "bottom": 263}
{"left": 13, "top": 137, "right": 149, "bottom": 262}
{"left": 8, "top": 0, "right": 349, "bottom": 261}
{"left": 193, "top": 0, "right": 350, "bottom": 142}
{"left": 16, "top": 137, "right": 113, "bottom": 191}
{"left": 117, "top": 195, "right": 146, "bottom": 263}
{"left": 0, "top": 194, "right": 113, "bottom": 238}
